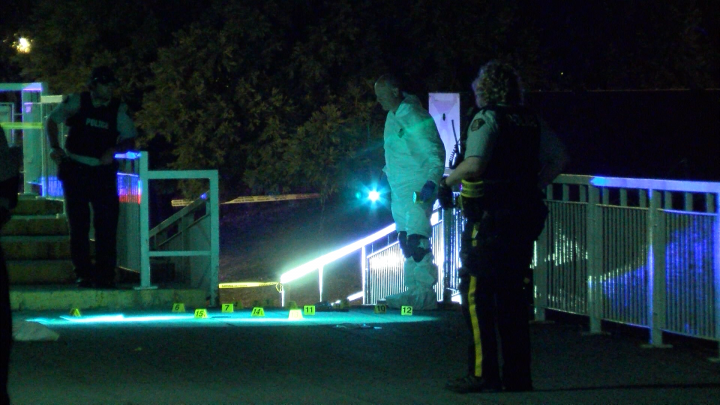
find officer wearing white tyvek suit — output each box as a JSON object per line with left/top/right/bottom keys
{"left": 374, "top": 75, "right": 446, "bottom": 310}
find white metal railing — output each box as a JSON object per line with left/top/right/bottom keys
{"left": 364, "top": 205, "right": 465, "bottom": 305}
{"left": 116, "top": 151, "right": 220, "bottom": 305}
{"left": 304, "top": 174, "right": 719, "bottom": 353}
{"left": 364, "top": 211, "right": 448, "bottom": 304}
{"left": 278, "top": 223, "right": 396, "bottom": 307}
{"left": 278, "top": 207, "right": 451, "bottom": 307}
{"left": 535, "top": 174, "right": 720, "bottom": 349}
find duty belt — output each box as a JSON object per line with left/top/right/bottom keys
{"left": 460, "top": 179, "right": 509, "bottom": 198}
{"left": 460, "top": 179, "right": 521, "bottom": 215}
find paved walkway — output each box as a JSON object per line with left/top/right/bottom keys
{"left": 7, "top": 307, "right": 720, "bottom": 404}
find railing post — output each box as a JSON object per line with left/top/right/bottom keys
{"left": 209, "top": 170, "right": 220, "bottom": 307}
{"left": 39, "top": 84, "right": 50, "bottom": 197}
{"left": 319, "top": 265, "right": 324, "bottom": 302}
{"left": 137, "top": 151, "right": 154, "bottom": 290}
{"left": 533, "top": 184, "right": 553, "bottom": 322}
{"left": 643, "top": 189, "right": 672, "bottom": 348}
{"left": 442, "top": 207, "right": 452, "bottom": 304}
{"left": 710, "top": 193, "right": 720, "bottom": 361}
{"left": 534, "top": 223, "right": 549, "bottom": 322}
{"left": 361, "top": 245, "right": 367, "bottom": 305}
{"left": 587, "top": 185, "right": 603, "bottom": 333}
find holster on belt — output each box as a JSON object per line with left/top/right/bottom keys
{"left": 459, "top": 179, "right": 511, "bottom": 220}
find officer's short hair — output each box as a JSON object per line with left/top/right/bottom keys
{"left": 376, "top": 74, "right": 402, "bottom": 92}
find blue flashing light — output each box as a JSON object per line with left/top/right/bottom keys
{"left": 22, "top": 83, "right": 43, "bottom": 92}
{"left": 589, "top": 177, "right": 610, "bottom": 187}
{"left": 590, "top": 176, "right": 720, "bottom": 193}
{"left": 115, "top": 151, "right": 141, "bottom": 160}
{"left": 359, "top": 183, "right": 387, "bottom": 205}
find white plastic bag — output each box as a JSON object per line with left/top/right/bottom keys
{"left": 12, "top": 320, "right": 60, "bottom": 342}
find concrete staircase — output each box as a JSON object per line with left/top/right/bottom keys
{"left": 2, "top": 195, "right": 205, "bottom": 311}
{"left": 2, "top": 196, "right": 74, "bottom": 284}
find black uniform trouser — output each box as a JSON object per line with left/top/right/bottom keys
{"left": 1, "top": 244, "right": 11, "bottom": 404}
{"left": 59, "top": 160, "right": 119, "bottom": 283}
{"left": 459, "top": 205, "right": 546, "bottom": 388}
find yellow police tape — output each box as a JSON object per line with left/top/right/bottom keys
{"left": 0, "top": 122, "right": 43, "bottom": 130}
{"left": 218, "top": 281, "right": 284, "bottom": 293}
{"left": 171, "top": 193, "right": 320, "bottom": 207}
{"left": 223, "top": 193, "right": 320, "bottom": 205}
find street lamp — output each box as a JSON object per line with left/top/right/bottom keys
{"left": 14, "top": 37, "right": 31, "bottom": 53}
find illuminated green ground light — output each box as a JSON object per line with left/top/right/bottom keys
{"left": 26, "top": 307, "right": 440, "bottom": 328}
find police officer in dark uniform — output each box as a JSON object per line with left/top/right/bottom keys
{"left": 1, "top": 126, "right": 20, "bottom": 404}
{"left": 439, "top": 61, "right": 568, "bottom": 393}
{"left": 46, "top": 66, "right": 137, "bottom": 289}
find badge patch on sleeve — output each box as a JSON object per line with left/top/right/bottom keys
{"left": 470, "top": 119, "right": 485, "bottom": 131}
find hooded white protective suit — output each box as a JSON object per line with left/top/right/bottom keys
{"left": 382, "top": 94, "right": 446, "bottom": 310}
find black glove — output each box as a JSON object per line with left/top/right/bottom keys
{"left": 437, "top": 177, "right": 454, "bottom": 210}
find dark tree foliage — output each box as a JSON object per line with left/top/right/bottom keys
{"left": 138, "top": 0, "right": 543, "bottom": 201}
{"left": 533, "top": 0, "right": 718, "bottom": 90}
{"left": 9, "top": 0, "right": 205, "bottom": 105}
{"left": 5, "top": 0, "right": 718, "bottom": 200}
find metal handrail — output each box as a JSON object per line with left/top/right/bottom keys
{"left": 149, "top": 197, "right": 206, "bottom": 239}
{"left": 536, "top": 174, "right": 720, "bottom": 351}
{"left": 115, "top": 152, "right": 220, "bottom": 305}
{"left": 278, "top": 223, "right": 397, "bottom": 306}
{"left": 277, "top": 206, "right": 446, "bottom": 307}
{"left": 309, "top": 173, "right": 720, "bottom": 357}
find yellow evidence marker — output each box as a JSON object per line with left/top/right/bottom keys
{"left": 251, "top": 307, "right": 265, "bottom": 317}
{"left": 288, "top": 309, "right": 303, "bottom": 320}
{"left": 172, "top": 303, "right": 186, "bottom": 313}
{"left": 374, "top": 304, "right": 387, "bottom": 314}
{"left": 221, "top": 303, "right": 234, "bottom": 313}
{"left": 303, "top": 305, "right": 316, "bottom": 315}
{"left": 69, "top": 308, "right": 82, "bottom": 317}
{"left": 194, "top": 309, "right": 208, "bottom": 318}
{"left": 401, "top": 306, "right": 413, "bottom": 316}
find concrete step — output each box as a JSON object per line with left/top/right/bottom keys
{"left": 7, "top": 260, "right": 75, "bottom": 284}
{"left": 0, "top": 235, "right": 71, "bottom": 260}
{"left": 11, "top": 196, "right": 64, "bottom": 216}
{"left": 10, "top": 285, "right": 206, "bottom": 311}
{"left": 0, "top": 214, "right": 69, "bottom": 236}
